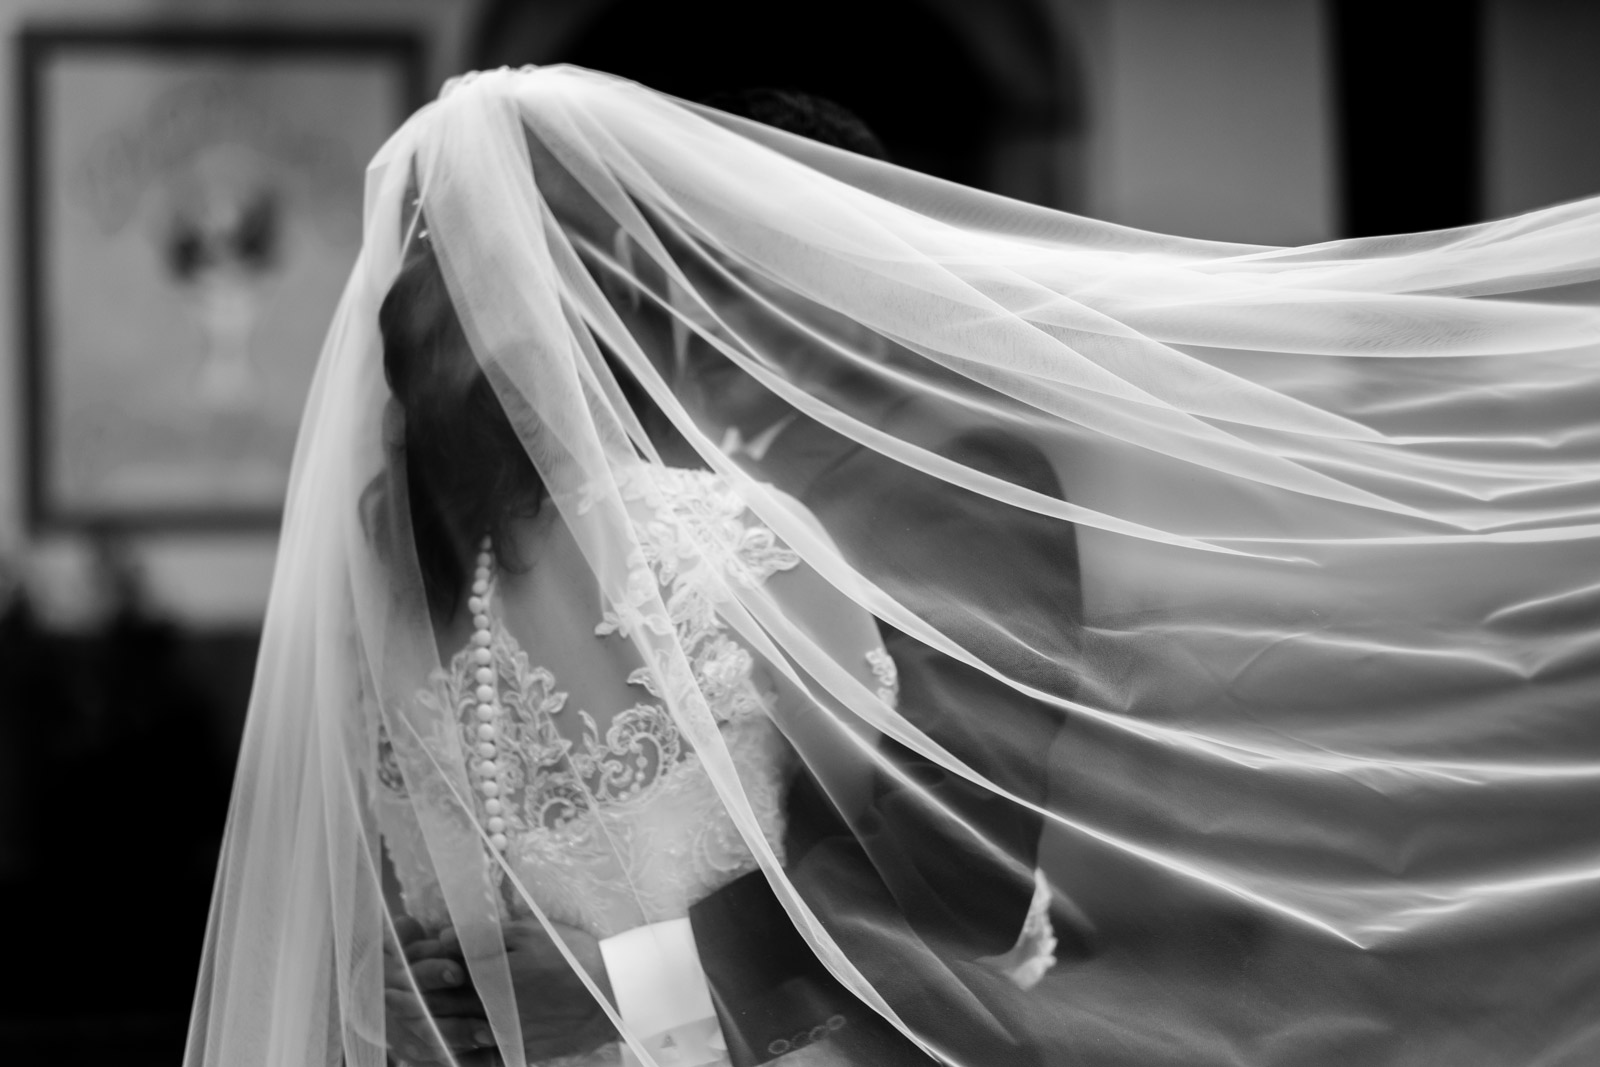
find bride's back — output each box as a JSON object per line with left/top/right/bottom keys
{"left": 378, "top": 461, "right": 805, "bottom": 939}
{"left": 376, "top": 229, "right": 807, "bottom": 936}
{"left": 430, "top": 513, "right": 645, "bottom": 747}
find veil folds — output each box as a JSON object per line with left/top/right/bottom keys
{"left": 187, "top": 66, "right": 1600, "bottom": 1067}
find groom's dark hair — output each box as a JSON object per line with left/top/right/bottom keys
{"left": 697, "top": 88, "right": 888, "bottom": 162}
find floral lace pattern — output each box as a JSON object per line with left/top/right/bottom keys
{"left": 865, "top": 646, "right": 899, "bottom": 708}
{"left": 982, "top": 869, "right": 1059, "bottom": 991}
{"left": 378, "top": 466, "right": 803, "bottom": 937}
{"left": 371, "top": 466, "right": 1052, "bottom": 1066}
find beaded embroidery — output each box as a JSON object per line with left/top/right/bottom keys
{"left": 865, "top": 646, "right": 899, "bottom": 707}
{"left": 379, "top": 467, "right": 804, "bottom": 928}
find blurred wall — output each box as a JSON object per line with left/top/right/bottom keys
{"left": 0, "top": 0, "right": 479, "bottom": 630}
{"left": 4, "top": 0, "right": 1598, "bottom": 630}
{"left": 1483, "top": 0, "right": 1600, "bottom": 218}
{"left": 1077, "top": 0, "right": 1336, "bottom": 246}
{"left": 475, "top": 0, "right": 1073, "bottom": 205}
{"left": 470, "top": 0, "right": 1340, "bottom": 245}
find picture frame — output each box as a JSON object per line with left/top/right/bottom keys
{"left": 18, "top": 25, "right": 424, "bottom": 530}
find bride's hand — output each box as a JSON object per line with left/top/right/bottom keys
{"left": 382, "top": 917, "right": 497, "bottom": 1066}
{"left": 499, "top": 917, "right": 618, "bottom": 1061}
{"left": 383, "top": 916, "right": 619, "bottom": 1062}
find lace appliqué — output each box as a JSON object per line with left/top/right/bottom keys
{"left": 379, "top": 466, "right": 803, "bottom": 937}
{"left": 980, "top": 868, "right": 1058, "bottom": 990}
{"left": 865, "top": 646, "right": 899, "bottom": 707}
{"left": 462, "top": 628, "right": 688, "bottom": 835}
{"left": 593, "top": 466, "right": 798, "bottom": 729}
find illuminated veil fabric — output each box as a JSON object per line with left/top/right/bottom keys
{"left": 187, "top": 65, "right": 1600, "bottom": 1067}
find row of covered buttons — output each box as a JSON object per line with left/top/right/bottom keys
{"left": 470, "top": 537, "right": 509, "bottom": 853}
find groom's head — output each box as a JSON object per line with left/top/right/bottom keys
{"left": 664, "top": 90, "right": 890, "bottom": 445}
{"left": 697, "top": 88, "right": 888, "bottom": 162}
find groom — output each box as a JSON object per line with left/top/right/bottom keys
{"left": 386, "top": 90, "right": 1083, "bottom": 1067}
{"left": 669, "top": 84, "right": 1083, "bottom": 1013}
{"left": 672, "top": 180, "right": 1081, "bottom": 1067}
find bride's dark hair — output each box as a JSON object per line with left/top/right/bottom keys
{"left": 379, "top": 236, "right": 546, "bottom": 618}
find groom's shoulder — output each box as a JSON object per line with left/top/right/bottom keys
{"left": 802, "top": 400, "right": 1061, "bottom": 501}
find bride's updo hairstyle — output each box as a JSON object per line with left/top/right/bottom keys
{"left": 379, "top": 233, "right": 545, "bottom": 617}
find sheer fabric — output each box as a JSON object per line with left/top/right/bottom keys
{"left": 188, "top": 66, "right": 1600, "bottom": 1067}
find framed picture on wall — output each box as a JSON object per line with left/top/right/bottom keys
{"left": 18, "top": 25, "right": 424, "bottom": 530}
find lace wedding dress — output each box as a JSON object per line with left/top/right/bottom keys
{"left": 375, "top": 465, "right": 892, "bottom": 1066}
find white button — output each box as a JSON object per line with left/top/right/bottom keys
{"left": 477, "top": 760, "right": 498, "bottom": 777}
{"left": 487, "top": 816, "right": 505, "bottom": 833}
{"left": 480, "top": 781, "right": 500, "bottom": 797}
{"left": 476, "top": 742, "right": 497, "bottom": 759}
{"left": 484, "top": 798, "right": 503, "bottom": 815}
{"left": 475, "top": 684, "right": 495, "bottom": 703}
{"left": 489, "top": 833, "right": 508, "bottom": 851}
{"left": 473, "top": 648, "right": 492, "bottom": 666}
{"left": 475, "top": 667, "right": 494, "bottom": 685}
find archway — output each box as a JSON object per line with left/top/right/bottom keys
{"left": 471, "top": 0, "right": 1078, "bottom": 200}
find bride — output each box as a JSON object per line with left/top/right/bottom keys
{"left": 370, "top": 206, "right": 1005, "bottom": 1067}
{"left": 187, "top": 66, "right": 1600, "bottom": 1067}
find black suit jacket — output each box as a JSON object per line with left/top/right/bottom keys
{"left": 689, "top": 406, "right": 1083, "bottom": 1065}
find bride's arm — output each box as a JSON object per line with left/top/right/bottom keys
{"left": 747, "top": 494, "right": 887, "bottom": 823}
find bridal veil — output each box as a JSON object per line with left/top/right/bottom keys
{"left": 187, "top": 66, "right": 1600, "bottom": 1066}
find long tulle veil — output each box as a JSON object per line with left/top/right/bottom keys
{"left": 187, "top": 65, "right": 1600, "bottom": 1067}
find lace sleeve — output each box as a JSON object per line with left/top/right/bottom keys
{"left": 721, "top": 483, "right": 889, "bottom": 821}
{"left": 752, "top": 487, "right": 893, "bottom": 714}
{"left": 978, "top": 868, "right": 1059, "bottom": 990}
{"left": 864, "top": 646, "right": 899, "bottom": 708}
